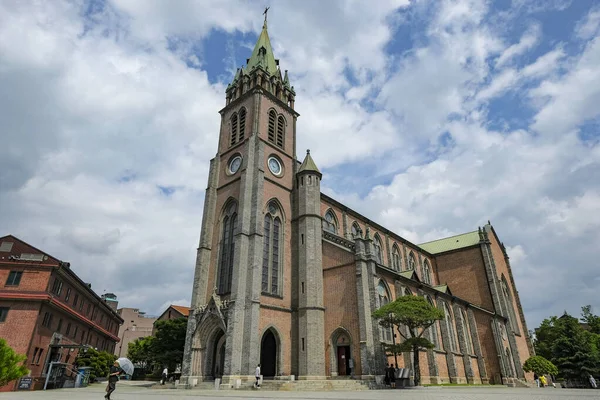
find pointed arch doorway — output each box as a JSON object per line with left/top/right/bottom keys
{"left": 211, "top": 330, "right": 226, "bottom": 378}
{"left": 260, "top": 329, "right": 278, "bottom": 378}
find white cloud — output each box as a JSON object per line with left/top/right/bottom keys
{"left": 496, "top": 23, "right": 541, "bottom": 68}
{"left": 576, "top": 6, "right": 600, "bottom": 40}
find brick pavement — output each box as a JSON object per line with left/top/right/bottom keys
{"left": 0, "top": 382, "right": 598, "bottom": 400}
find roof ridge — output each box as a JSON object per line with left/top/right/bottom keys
{"left": 418, "top": 230, "right": 479, "bottom": 245}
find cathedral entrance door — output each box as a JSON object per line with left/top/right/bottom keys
{"left": 212, "top": 330, "right": 226, "bottom": 378}
{"left": 336, "top": 346, "right": 350, "bottom": 376}
{"left": 260, "top": 330, "right": 277, "bottom": 378}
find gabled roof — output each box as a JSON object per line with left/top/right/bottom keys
{"left": 170, "top": 305, "right": 190, "bottom": 317}
{"left": 433, "top": 285, "right": 453, "bottom": 296}
{"left": 418, "top": 231, "right": 480, "bottom": 254}
{"left": 0, "top": 234, "right": 60, "bottom": 264}
{"left": 398, "top": 270, "right": 420, "bottom": 282}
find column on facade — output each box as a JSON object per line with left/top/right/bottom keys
{"left": 436, "top": 299, "right": 458, "bottom": 383}
{"left": 466, "top": 309, "right": 488, "bottom": 384}
{"left": 452, "top": 304, "right": 475, "bottom": 384}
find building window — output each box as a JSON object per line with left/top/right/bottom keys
{"left": 377, "top": 281, "right": 393, "bottom": 342}
{"left": 426, "top": 297, "right": 440, "bottom": 349}
{"left": 408, "top": 253, "right": 416, "bottom": 270}
{"left": 81, "top": 331, "right": 85, "bottom": 343}
{"left": 57, "top": 318, "right": 63, "bottom": 333}
{"left": 422, "top": 261, "right": 432, "bottom": 285}
{"left": 404, "top": 287, "right": 413, "bottom": 296}
{"left": 443, "top": 303, "right": 457, "bottom": 352}
{"left": 392, "top": 245, "right": 401, "bottom": 271}
{"left": 42, "top": 312, "right": 53, "bottom": 328}
{"left": 35, "top": 348, "right": 44, "bottom": 365}
{"left": 276, "top": 115, "right": 285, "bottom": 147}
{"left": 217, "top": 201, "right": 237, "bottom": 295}
{"left": 0, "top": 307, "right": 8, "bottom": 323}
{"left": 66, "top": 323, "right": 71, "bottom": 336}
{"left": 373, "top": 235, "right": 383, "bottom": 264}
{"left": 87, "top": 303, "right": 91, "bottom": 316}
{"left": 262, "top": 202, "right": 283, "bottom": 295}
{"left": 51, "top": 279, "right": 63, "bottom": 296}
{"left": 230, "top": 113, "right": 238, "bottom": 146}
{"left": 501, "top": 276, "right": 520, "bottom": 335}
{"left": 5, "top": 271, "right": 23, "bottom": 286}
{"left": 73, "top": 326, "right": 78, "bottom": 339}
{"left": 322, "top": 210, "right": 337, "bottom": 234}
{"left": 351, "top": 222, "right": 361, "bottom": 238}
{"left": 65, "top": 288, "right": 71, "bottom": 302}
{"left": 460, "top": 309, "right": 474, "bottom": 354}
{"left": 238, "top": 107, "right": 246, "bottom": 142}
{"left": 73, "top": 294, "right": 79, "bottom": 308}
{"left": 268, "top": 110, "right": 276, "bottom": 143}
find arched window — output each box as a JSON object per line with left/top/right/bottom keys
{"left": 276, "top": 115, "right": 285, "bottom": 147}
{"left": 443, "top": 303, "right": 458, "bottom": 352}
{"left": 267, "top": 110, "right": 276, "bottom": 143}
{"left": 351, "top": 222, "right": 361, "bottom": 238}
{"left": 391, "top": 245, "right": 401, "bottom": 271}
{"left": 404, "top": 287, "right": 413, "bottom": 296}
{"left": 322, "top": 210, "right": 337, "bottom": 234}
{"left": 374, "top": 235, "right": 383, "bottom": 264}
{"left": 501, "top": 276, "right": 520, "bottom": 334}
{"left": 238, "top": 108, "right": 246, "bottom": 142}
{"left": 377, "top": 281, "right": 393, "bottom": 342}
{"left": 262, "top": 202, "right": 283, "bottom": 295}
{"left": 460, "top": 309, "right": 473, "bottom": 354}
{"left": 426, "top": 296, "right": 440, "bottom": 348}
{"left": 230, "top": 113, "right": 238, "bottom": 146}
{"left": 217, "top": 202, "right": 237, "bottom": 294}
{"left": 408, "top": 252, "right": 416, "bottom": 270}
{"left": 422, "top": 261, "right": 432, "bottom": 285}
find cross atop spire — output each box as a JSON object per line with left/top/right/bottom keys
{"left": 263, "top": 6, "right": 270, "bottom": 25}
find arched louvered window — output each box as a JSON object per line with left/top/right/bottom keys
{"left": 422, "top": 261, "right": 432, "bottom": 284}
{"left": 460, "top": 309, "right": 474, "bottom": 354}
{"left": 323, "top": 210, "right": 337, "bottom": 234}
{"left": 276, "top": 115, "right": 285, "bottom": 147}
{"left": 268, "top": 110, "right": 276, "bottom": 143}
{"left": 392, "top": 245, "right": 401, "bottom": 271}
{"left": 374, "top": 235, "right": 383, "bottom": 264}
{"left": 408, "top": 252, "right": 416, "bottom": 270}
{"left": 238, "top": 108, "right": 246, "bottom": 142}
{"left": 443, "top": 303, "right": 458, "bottom": 352}
{"left": 218, "top": 202, "right": 237, "bottom": 294}
{"left": 230, "top": 113, "right": 238, "bottom": 146}
{"left": 377, "top": 281, "right": 393, "bottom": 342}
{"left": 262, "top": 202, "right": 283, "bottom": 295}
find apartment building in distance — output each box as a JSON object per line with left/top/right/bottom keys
{"left": 115, "top": 307, "right": 156, "bottom": 358}
{"left": 0, "top": 235, "right": 123, "bottom": 391}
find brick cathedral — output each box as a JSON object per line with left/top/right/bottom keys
{"left": 180, "top": 17, "right": 533, "bottom": 388}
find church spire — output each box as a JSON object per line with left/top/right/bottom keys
{"left": 245, "top": 10, "right": 278, "bottom": 74}
{"left": 298, "top": 150, "right": 322, "bottom": 178}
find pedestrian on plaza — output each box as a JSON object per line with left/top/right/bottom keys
{"left": 389, "top": 364, "right": 397, "bottom": 388}
{"left": 105, "top": 361, "right": 121, "bottom": 400}
{"left": 540, "top": 375, "right": 547, "bottom": 387}
{"left": 384, "top": 363, "right": 390, "bottom": 386}
{"left": 255, "top": 364, "right": 261, "bottom": 388}
{"left": 161, "top": 366, "right": 168, "bottom": 385}
{"left": 534, "top": 373, "right": 539, "bottom": 387}
{"left": 590, "top": 374, "right": 597, "bottom": 389}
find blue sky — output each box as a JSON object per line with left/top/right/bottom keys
{"left": 0, "top": 0, "right": 599, "bottom": 331}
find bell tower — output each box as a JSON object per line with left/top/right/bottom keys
{"left": 181, "top": 13, "right": 299, "bottom": 387}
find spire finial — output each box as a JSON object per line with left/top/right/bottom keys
{"left": 263, "top": 6, "right": 270, "bottom": 25}
{"left": 307, "top": 149, "right": 310, "bottom": 154}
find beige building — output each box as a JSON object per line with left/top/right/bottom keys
{"left": 115, "top": 308, "right": 156, "bottom": 358}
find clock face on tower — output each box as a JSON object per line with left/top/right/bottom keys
{"left": 268, "top": 156, "right": 282, "bottom": 176}
{"left": 228, "top": 155, "right": 242, "bottom": 174}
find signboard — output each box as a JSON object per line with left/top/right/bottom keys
{"left": 18, "top": 377, "right": 33, "bottom": 390}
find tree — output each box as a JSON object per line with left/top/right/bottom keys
{"left": 373, "top": 295, "right": 444, "bottom": 386}
{"left": 127, "top": 336, "right": 153, "bottom": 370}
{"left": 75, "top": 347, "right": 116, "bottom": 382}
{"left": 523, "top": 355, "right": 558, "bottom": 376}
{"left": 149, "top": 317, "right": 187, "bottom": 372}
{"left": 581, "top": 305, "right": 600, "bottom": 334}
{"left": 551, "top": 314, "right": 598, "bottom": 380}
{"left": 0, "top": 339, "right": 29, "bottom": 387}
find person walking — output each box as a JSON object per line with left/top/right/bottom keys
{"left": 255, "top": 364, "right": 261, "bottom": 388}
{"left": 105, "top": 361, "right": 121, "bottom": 400}
{"left": 389, "top": 364, "right": 397, "bottom": 389}
{"left": 161, "top": 366, "right": 168, "bottom": 385}
{"left": 534, "top": 373, "right": 539, "bottom": 387}
{"left": 590, "top": 374, "right": 597, "bottom": 389}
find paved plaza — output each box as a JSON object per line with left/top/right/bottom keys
{"left": 0, "top": 382, "right": 599, "bottom": 400}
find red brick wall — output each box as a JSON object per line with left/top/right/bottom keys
{"left": 259, "top": 308, "right": 292, "bottom": 376}
{"left": 473, "top": 311, "right": 501, "bottom": 384}
{"left": 434, "top": 247, "right": 495, "bottom": 311}
{"left": 436, "top": 352, "right": 449, "bottom": 382}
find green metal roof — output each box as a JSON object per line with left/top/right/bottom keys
{"left": 433, "top": 285, "right": 452, "bottom": 295}
{"left": 398, "top": 270, "right": 419, "bottom": 281}
{"left": 298, "top": 150, "right": 321, "bottom": 174}
{"left": 246, "top": 21, "right": 279, "bottom": 75}
{"left": 418, "top": 231, "right": 480, "bottom": 254}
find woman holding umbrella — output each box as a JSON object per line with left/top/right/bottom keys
{"left": 105, "top": 358, "right": 134, "bottom": 399}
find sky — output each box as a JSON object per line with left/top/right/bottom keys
{"left": 1, "top": 0, "right": 599, "bottom": 331}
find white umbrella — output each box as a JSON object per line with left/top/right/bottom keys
{"left": 116, "top": 358, "right": 134, "bottom": 375}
